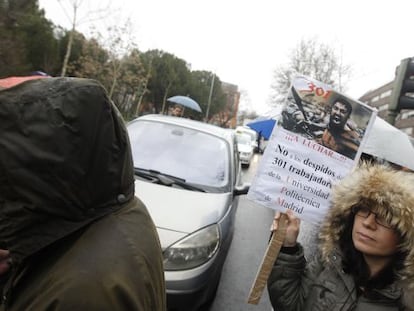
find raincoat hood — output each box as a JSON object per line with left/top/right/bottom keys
{"left": 0, "top": 77, "right": 134, "bottom": 264}
{"left": 319, "top": 163, "right": 414, "bottom": 287}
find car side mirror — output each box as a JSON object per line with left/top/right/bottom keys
{"left": 234, "top": 182, "right": 250, "bottom": 196}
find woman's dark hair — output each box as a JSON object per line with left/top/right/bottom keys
{"left": 338, "top": 207, "right": 407, "bottom": 292}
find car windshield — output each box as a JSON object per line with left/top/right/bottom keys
{"left": 128, "top": 120, "right": 230, "bottom": 189}
{"left": 236, "top": 127, "right": 257, "bottom": 141}
{"left": 236, "top": 134, "right": 252, "bottom": 146}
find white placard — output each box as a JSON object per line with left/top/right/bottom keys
{"left": 247, "top": 76, "right": 376, "bottom": 224}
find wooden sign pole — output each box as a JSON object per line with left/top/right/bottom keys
{"left": 247, "top": 213, "right": 288, "bottom": 305}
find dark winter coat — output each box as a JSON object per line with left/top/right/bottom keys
{"left": 268, "top": 164, "right": 414, "bottom": 311}
{"left": 0, "top": 77, "right": 166, "bottom": 310}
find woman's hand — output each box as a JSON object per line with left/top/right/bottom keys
{"left": 0, "top": 249, "right": 11, "bottom": 276}
{"left": 271, "top": 210, "right": 300, "bottom": 247}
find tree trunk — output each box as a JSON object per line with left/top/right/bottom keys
{"left": 60, "top": 5, "right": 77, "bottom": 77}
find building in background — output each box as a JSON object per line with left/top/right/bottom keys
{"left": 359, "top": 81, "right": 414, "bottom": 136}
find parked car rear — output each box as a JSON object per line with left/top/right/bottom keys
{"left": 235, "top": 126, "right": 259, "bottom": 152}
{"left": 235, "top": 132, "right": 254, "bottom": 167}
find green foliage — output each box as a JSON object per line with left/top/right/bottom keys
{"left": 0, "top": 0, "right": 60, "bottom": 77}
{"left": 142, "top": 50, "right": 192, "bottom": 113}
{"left": 113, "top": 49, "right": 147, "bottom": 119}
{"left": 0, "top": 2, "right": 237, "bottom": 123}
{"left": 190, "top": 71, "right": 227, "bottom": 119}
{"left": 62, "top": 31, "right": 91, "bottom": 75}
{"left": 67, "top": 35, "right": 109, "bottom": 84}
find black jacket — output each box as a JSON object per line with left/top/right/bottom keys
{"left": 0, "top": 77, "right": 166, "bottom": 310}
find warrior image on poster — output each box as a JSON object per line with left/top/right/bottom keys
{"left": 280, "top": 76, "right": 372, "bottom": 160}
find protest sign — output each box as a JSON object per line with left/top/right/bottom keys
{"left": 246, "top": 75, "right": 376, "bottom": 304}
{"left": 247, "top": 75, "right": 376, "bottom": 224}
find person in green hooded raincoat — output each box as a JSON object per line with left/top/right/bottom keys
{"left": 0, "top": 77, "right": 166, "bottom": 310}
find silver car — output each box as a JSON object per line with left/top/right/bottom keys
{"left": 235, "top": 133, "right": 254, "bottom": 167}
{"left": 127, "top": 115, "right": 249, "bottom": 311}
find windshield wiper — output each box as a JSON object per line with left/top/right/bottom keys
{"left": 134, "top": 168, "right": 206, "bottom": 192}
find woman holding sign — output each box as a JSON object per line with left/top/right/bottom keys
{"left": 267, "top": 163, "right": 414, "bottom": 310}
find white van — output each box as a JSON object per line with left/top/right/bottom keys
{"left": 235, "top": 126, "right": 258, "bottom": 152}
{"left": 235, "top": 133, "right": 254, "bottom": 167}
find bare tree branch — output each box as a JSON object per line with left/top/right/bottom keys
{"left": 58, "top": 0, "right": 117, "bottom": 76}
{"left": 270, "top": 37, "right": 352, "bottom": 106}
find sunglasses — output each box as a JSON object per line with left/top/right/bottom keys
{"left": 351, "top": 206, "right": 393, "bottom": 229}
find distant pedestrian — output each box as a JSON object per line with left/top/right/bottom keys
{"left": 257, "top": 131, "right": 263, "bottom": 153}
{"left": 0, "top": 77, "right": 166, "bottom": 310}
{"left": 170, "top": 104, "right": 183, "bottom": 117}
{"left": 268, "top": 163, "right": 414, "bottom": 310}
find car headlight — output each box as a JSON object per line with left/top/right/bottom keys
{"left": 163, "top": 224, "right": 220, "bottom": 271}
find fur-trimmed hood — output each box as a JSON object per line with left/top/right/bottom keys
{"left": 319, "top": 162, "right": 414, "bottom": 287}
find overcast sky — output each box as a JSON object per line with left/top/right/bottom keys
{"left": 39, "top": 0, "right": 413, "bottom": 114}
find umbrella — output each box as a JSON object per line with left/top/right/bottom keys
{"left": 363, "top": 116, "right": 414, "bottom": 170}
{"left": 246, "top": 118, "right": 277, "bottom": 140}
{"left": 0, "top": 75, "right": 49, "bottom": 89}
{"left": 167, "top": 95, "right": 202, "bottom": 112}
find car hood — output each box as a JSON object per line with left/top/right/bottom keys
{"left": 134, "top": 180, "right": 232, "bottom": 247}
